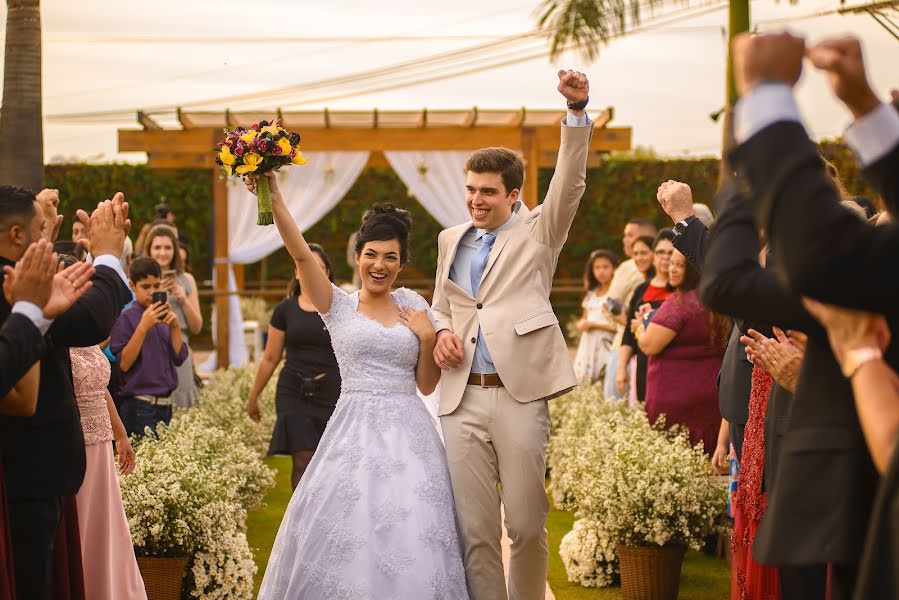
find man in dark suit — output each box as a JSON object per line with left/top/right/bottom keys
{"left": 728, "top": 32, "right": 899, "bottom": 600}
{"left": 656, "top": 180, "right": 754, "bottom": 460}
{"left": 0, "top": 186, "right": 132, "bottom": 600}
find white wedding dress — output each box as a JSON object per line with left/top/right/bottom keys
{"left": 258, "top": 284, "right": 469, "bottom": 600}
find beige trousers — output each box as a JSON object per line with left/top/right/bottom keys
{"left": 441, "top": 385, "right": 551, "bottom": 600}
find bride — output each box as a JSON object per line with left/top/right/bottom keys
{"left": 252, "top": 173, "right": 469, "bottom": 599}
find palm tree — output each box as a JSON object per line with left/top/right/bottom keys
{"left": 536, "top": 0, "right": 750, "bottom": 185}
{"left": 0, "top": 0, "right": 44, "bottom": 190}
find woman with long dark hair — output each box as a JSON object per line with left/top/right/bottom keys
{"left": 144, "top": 225, "right": 201, "bottom": 408}
{"left": 246, "top": 243, "right": 341, "bottom": 490}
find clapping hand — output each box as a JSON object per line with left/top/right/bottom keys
{"left": 557, "top": 70, "right": 589, "bottom": 108}
{"left": 3, "top": 240, "right": 57, "bottom": 308}
{"left": 740, "top": 327, "right": 807, "bottom": 392}
{"left": 44, "top": 261, "right": 95, "bottom": 319}
{"left": 36, "top": 189, "right": 63, "bottom": 243}
{"left": 75, "top": 193, "right": 131, "bottom": 259}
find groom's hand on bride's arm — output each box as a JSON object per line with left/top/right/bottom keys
{"left": 434, "top": 330, "right": 464, "bottom": 370}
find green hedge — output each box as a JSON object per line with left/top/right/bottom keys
{"left": 46, "top": 140, "right": 875, "bottom": 338}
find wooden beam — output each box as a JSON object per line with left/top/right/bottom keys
{"left": 323, "top": 108, "right": 331, "bottom": 128}
{"left": 233, "top": 263, "right": 245, "bottom": 292}
{"left": 137, "top": 111, "right": 161, "bottom": 130}
{"left": 119, "top": 128, "right": 220, "bottom": 153}
{"left": 212, "top": 165, "right": 230, "bottom": 369}
{"left": 521, "top": 127, "right": 539, "bottom": 209}
{"left": 592, "top": 107, "right": 614, "bottom": 129}
{"left": 373, "top": 108, "right": 379, "bottom": 129}
{"left": 176, "top": 108, "right": 190, "bottom": 130}
{"left": 146, "top": 152, "right": 215, "bottom": 169}
{"left": 418, "top": 108, "right": 428, "bottom": 128}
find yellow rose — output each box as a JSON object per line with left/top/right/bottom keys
{"left": 218, "top": 146, "right": 236, "bottom": 176}
{"left": 236, "top": 152, "right": 262, "bottom": 174}
{"left": 291, "top": 150, "right": 308, "bottom": 165}
{"left": 240, "top": 131, "right": 257, "bottom": 144}
{"left": 260, "top": 124, "right": 280, "bottom": 137}
{"left": 276, "top": 137, "right": 292, "bottom": 156}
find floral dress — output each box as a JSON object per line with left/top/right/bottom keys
{"left": 258, "top": 285, "right": 468, "bottom": 599}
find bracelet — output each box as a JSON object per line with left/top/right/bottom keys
{"left": 841, "top": 346, "right": 883, "bottom": 379}
{"left": 567, "top": 96, "right": 589, "bottom": 111}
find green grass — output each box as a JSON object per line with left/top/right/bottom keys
{"left": 247, "top": 456, "right": 293, "bottom": 595}
{"left": 248, "top": 456, "right": 730, "bottom": 599}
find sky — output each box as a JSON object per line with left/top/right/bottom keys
{"left": 0, "top": 0, "right": 896, "bottom": 162}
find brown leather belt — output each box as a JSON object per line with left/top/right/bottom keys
{"left": 467, "top": 373, "right": 503, "bottom": 388}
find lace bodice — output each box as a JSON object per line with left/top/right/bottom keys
{"left": 320, "top": 284, "right": 430, "bottom": 398}
{"left": 70, "top": 345, "right": 113, "bottom": 446}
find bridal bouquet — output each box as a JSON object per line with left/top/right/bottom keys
{"left": 215, "top": 120, "right": 307, "bottom": 225}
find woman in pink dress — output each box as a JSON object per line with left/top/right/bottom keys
{"left": 70, "top": 344, "right": 147, "bottom": 600}
{"left": 636, "top": 249, "right": 729, "bottom": 454}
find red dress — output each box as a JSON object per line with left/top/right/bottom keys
{"left": 731, "top": 366, "right": 780, "bottom": 600}
{"left": 1, "top": 459, "right": 15, "bottom": 600}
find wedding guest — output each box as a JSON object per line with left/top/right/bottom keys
{"left": 145, "top": 225, "right": 201, "bottom": 408}
{"left": 802, "top": 300, "right": 898, "bottom": 598}
{"left": 729, "top": 33, "right": 897, "bottom": 598}
{"left": 0, "top": 188, "right": 132, "bottom": 600}
{"left": 110, "top": 257, "right": 188, "bottom": 438}
{"left": 637, "top": 249, "right": 728, "bottom": 453}
{"left": 246, "top": 243, "right": 341, "bottom": 489}
{"left": 70, "top": 338, "right": 146, "bottom": 599}
{"left": 573, "top": 249, "right": 619, "bottom": 385}
{"left": 616, "top": 232, "right": 674, "bottom": 402}
{"left": 602, "top": 218, "right": 657, "bottom": 400}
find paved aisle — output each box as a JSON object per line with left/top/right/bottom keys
{"left": 500, "top": 505, "right": 556, "bottom": 600}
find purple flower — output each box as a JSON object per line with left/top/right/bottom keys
{"left": 257, "top": 139, "right": 270, "bottom": 153}
{"left": 234, "top": 144, "right": 246, "bottom": 157}
{"left": 289, "top": 132, "right": 301, "bottom": 145}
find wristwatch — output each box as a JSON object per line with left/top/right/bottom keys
{"left": 840, "top": 346, "right": 883, "bottom": 378}
{"left": 673, "top": 215, "right": 697, "bottom": 236}
{"left": 567, "top": 96, "right": 589, "bottom": 111}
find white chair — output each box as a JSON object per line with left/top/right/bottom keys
{"left": 242, "top": 320, "right": 264, "bottom": 363}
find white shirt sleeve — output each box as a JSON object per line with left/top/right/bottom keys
{"left": 564, "top": 112, "right": 591, "bottom": 127}
{"left": 734, "top": 83, "right": 802, "bottom": 144}
{"left": 92, "top": 253, "right": 129, "bottom": 285}
{"left": 11, "top": 301, "right": 53, "bottom": 335}
{"left": 843, "top": 102, "right": 899, "bottom": 167}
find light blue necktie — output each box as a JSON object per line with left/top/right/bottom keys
{"left": 470, "top": 232, "right": 496, "bottom": 371}
{"left": 470, "top": 232, "right": 495, "bottom": 297}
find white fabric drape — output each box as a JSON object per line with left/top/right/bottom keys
{"left": 384, "top": 151, "right": 473, "bottom": 228}
{"left": 202, "top": 152, "right": 370, "bottom": 371}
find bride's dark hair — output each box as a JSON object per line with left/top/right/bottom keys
{"left": 354, "top": 204, "right": 412, "bottom": 264}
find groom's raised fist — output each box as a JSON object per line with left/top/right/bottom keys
{"left": 558, "top": 70, "right": 589, "bottom": 105}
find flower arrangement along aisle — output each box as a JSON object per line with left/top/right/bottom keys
{"left": 215, "top": 120, "right": 307, "bottom": 225}
{"left": 550, "top": 388, "right": 726, "bottom": 592}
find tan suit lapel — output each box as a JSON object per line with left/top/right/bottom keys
{"left": 480, "top": 218, "right": 523, "bottom": 285}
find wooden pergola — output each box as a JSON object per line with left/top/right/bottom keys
{"left": 118, "top": 107, "right": 632, "bottom": 368}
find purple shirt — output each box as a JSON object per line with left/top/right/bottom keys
{"left": 110, "top": 302, "right": 188, "bottom": 397}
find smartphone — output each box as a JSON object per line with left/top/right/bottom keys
{"left": 162, "top": 269, "right": 176, "bottom": 280}
{"left": 151, "top": 291, "right": 168, "bottom": 306}
{"left": 605, "top": 297, "right": 624, "bottom": 316}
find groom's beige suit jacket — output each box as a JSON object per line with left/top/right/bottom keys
{"left": 432, "top": 123, "right": 593, "bottom": 416}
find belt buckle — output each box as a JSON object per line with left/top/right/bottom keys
{"left": 478, "top": 373, "right": 487, "bottom": 388}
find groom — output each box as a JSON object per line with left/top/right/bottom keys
{"left": 431, "top": 70, "right": 592, "bottom": 600}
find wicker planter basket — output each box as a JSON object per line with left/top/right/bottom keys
{"left": 135, "top": 555, "right": 189, "bottom": 600}
{"left": 616, "top": 544, "right": 686, "bottom": 600}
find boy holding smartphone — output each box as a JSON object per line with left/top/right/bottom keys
{"left": 110, "top": 256, "right": 188, "bottom": 437}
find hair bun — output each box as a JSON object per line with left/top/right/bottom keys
{"left": 362, "top": 204, "right": 411, "bottom": 236}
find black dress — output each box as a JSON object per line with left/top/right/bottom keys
{"left": 268, "top": 297, "right": 341, "bottom": 455}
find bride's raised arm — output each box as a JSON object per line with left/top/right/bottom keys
{"left": 247, "top": 173, "right": 334, "bottom": 313}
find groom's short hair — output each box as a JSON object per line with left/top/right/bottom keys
{"left": 465, "top": 148, "right": 524, "bottom": 195}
